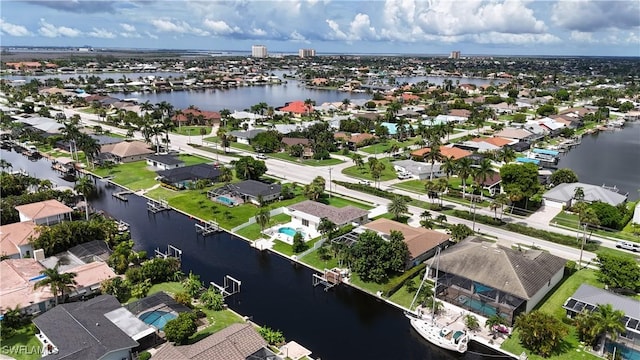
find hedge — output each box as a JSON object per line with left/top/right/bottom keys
{"left": 450, "top": 209, "right": 505, "bottom": 227}
{"left": 383, "top": 262, "right": 427, "bottom": 298}
{"left": 334, "top": 180, "right": 411, "bottom": 203}
{"left": 504, "top": 223, "right": 599, "bottom": 252}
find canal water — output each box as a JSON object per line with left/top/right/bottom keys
{"left": 0, "top": 148, "right": 508, "bottom": 360}
{"left": 556, "top": 121, "right": 640, "bottom": 201}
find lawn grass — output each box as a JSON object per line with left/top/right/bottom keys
{"left": 0, "top": 325, "right": 42, "bottom": 360}
{"left": 229, "top": 142, "right": 253, "bottom": 152}
{"left": 91, "top": 160, "right": 158, "bottom": 191}
{"left": 299, "top": 248, "right": 340, "bottom": 270}
{"left": 190, "top": 308, "right": 244, "bottom": 343}
{"left": 235, "top": 213, "right": 292, "bottom": 240}
{"left": 320, "top": 195, "right": 373, "bottom": 210}
{"left": 388, "top": 272, "right": 432, "bottom": 310}
{"left": 126, "top": 281, "right": 185, "bottom": 303}
{"left": 177, "top": 153, "right": 211, "bottom": 166}
{"left": 273, "top": 236, "right": 323, "bottom": 257}
{"left": 267, "top": 152, "right": 344, "bottom": 166}
{"left": 172, "top": 126, "right": 211, "bottom": 137}
{"left": 552, "top": 211, "right": 640, "bottom": 242}
{"left": 502, "top": 328, "right": 599, "bottom": 360}
{"left": 393, "top": 180, "right": 427, "bottom": 194}
{"left": 342, "top": 158, "right": 397, "bottom": 182}
{"left": 359, "top": 139, "right": 415, "bottom": 155}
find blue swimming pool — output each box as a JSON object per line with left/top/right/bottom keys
{"left": 217, "top": 196, "right": 235, "bottom": 206}
{"left": 606, "top": 342, "right": 640, "bottom": 360}
{"left": 458, "top": 296, "right": 498, "bottom": 317}
{"left": 279, "top": 227, "right": 303, "bottom": 237}
{"left": 139, "top": 310, "right": 177, "bottom": 330}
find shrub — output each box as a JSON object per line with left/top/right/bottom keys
{"left": 504, "top": 223, "right": 599, "bottom": 251}
{"left": 138, "top": 351, "right": 151, "bottom": 360}
{"left": 451, "top": 210, "right": 505, "bottom": 226}
{"left": 164, "top": 312, "right": 197, "bottom": 345}
{"left": 174, "top": 291, "right": 192, "bottom": 307}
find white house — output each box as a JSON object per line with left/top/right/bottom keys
{"left": 145, "top": 154, "right": 185, "bottom": 171}
{"left": 0, "top": 222, "right": 38, "bottom": 259}
{"left": 543, "top": 182, "right": 628, "bottom": 209}
{"left": 15, "top": 199, "right": 73, "bottom": 225}
{"left": 286, "top": 200, "right": 369, "bottom": 232}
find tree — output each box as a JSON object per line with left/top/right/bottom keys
{"left": 596, "top": 253, "right": 640, "bottom": 293}
{"left": 349, "top": 231, "right": 408, "bottom": 283}
{"left": 589, "top": 201, "right": 622, "bottom": 230}
{"left": 464, "top": 314, "right": 480, "bottom": 331}
{"left": 164, "top": 312, "right": 197, "bottom": 345}
{"left": 74, "top": 175, "right": 96, "bottom": 221}
{"left": 131, "top": 279, "right": 152, "bottom": 299}
{"left": 472, "top": 158, "right": 494, "bottom": 200}
{"left": 258, "top": 326, "right": 286, "bottom": 346}
{"left": 182, "top": 271, "right": 203, "bottom": 298}
{"left": 515, "top": 311, "right": 567, "bottom": 357}
{"left": 317, "top": 217, "right": 337, "bottom": 241}
{"left": 251, "top": 130, "right": 282, "bottom": 153}
{"left": 449, "top": 223, "right": 473, "bottom": 242}
{"left": 496, "top": 146, "right": 516, "bottom": 164}
{"left": 388, "top": 230, "right": 409, "bottom": 271}
{"left": 199, "top": 286, "right": 225, "bottom": 310}
{"left": 234, "top": 156, "right": 267, "bottom": 180}
{"left": 589, "top": 304, "right": 626, "bottom": 355}
{"left": 100, "top": 277, "right": 130, "bottom": 303}
{"left": 218, "top": 166, "right": 233, "bottom": 183}
{"left": 387, "top": 196, "right": 408, "bottom": 221}
{"left": 500, "top": 162, "right": 541, "bottom": 210}
{"left": 455, "top": 157, "right": 473, "bottom": 199}
{"left": 550, "top": 168, "right": 579, "bottom": 186}
{"left": 351, "top": 153, "right": 364, "bottom": 169}
{"left": 33, "top": 264, "right": 77, "bottom": 306}
{"left": 255, "top": 207, "right": 271, "bottom": 233}
{"left": 292, "top": 232, "right": 308, "bottom": 253}
{"left": 425, "top": 145, "right": 442, "bottom": 181}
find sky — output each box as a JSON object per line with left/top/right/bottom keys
{"left": 1, "top": 0, "right": 639, "bottom": 57}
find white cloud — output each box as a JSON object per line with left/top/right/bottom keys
{"left": 203, "top": 19, "right": 241, "bottom": 35}
{"left": 349, "top": 13, "right": 377, "bottom": 40}
{"left": 151, "top": 18, "right": 209, "bottom": 36}
{"left": 249, "top": 28, "right": 267, "bottom": 37}
{"left": 569, "top": 31, "right": 596, "bottom": 43}
{"left": 552, "top": 0, "right": 640, "bottom": 32}
{"left": 145, "top": 31, "right": 158, "bottom": 39}
{"left": 120, "top": 23, "right": 136, "bottom": 32}
{"left": 0, "top": 19, "right": 32, "bottom": 36}
{"left": 325, "top": 19, "right": 348, "bottom": 40}
{"left": 38, "top": 19, "right": 81, "bottom": 37}
{"left": 472, "top": 32, "right": 561, "bottom": 45}
{"left": 289, "top": 30, "right": 308, "bottom": 42}
{"left": 88, "top": 27, "right": 116, "bottom": 39}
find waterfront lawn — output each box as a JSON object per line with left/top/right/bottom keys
{"left": 273, "top": 236, "right": 323, "bottom": 257}
{"left": 126, "top": 281, "right": 185, "bottom": 303}
{"left": 502, "top": 328, "right": 598, "bottom": 360}
{"left": 190, "top": 309, "right": 244, "bottom": 344}
{"left": 299, "top": 248, "right": 340, "bottom": 271}
{"left": 235, "top": 213, "right": 292, "bottom": 241}
{"left": 267, "top": 152, "right": 344, "bottom": 166}
{"left": 91, "top": 160, "right": 158, "bottom": 191}
{"left": 1, "top": 325, "right": 41, "bottom": 360}
{"left": 342, "top": 158, "right": 397, "bottom": 182}
{"left": 388, "top": 272, "right": 432, "bottom": 310}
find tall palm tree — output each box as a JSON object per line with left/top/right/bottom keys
{"left": 74, "top": 176, "right": 95, "bottom": 221}
{"left": 455, "top": 157, "right": 473, "bottom": 200}
{"left": 440, "top": 156, "right": 456, "bottom": 179}
{"left": 387, "top": 196, "right": 408, "bottom": 221}
{"left": 351, "top": 153, "right": 364, "bottom": 169}
{"left": 33, "top": 265, "right": 78, "bottom": 306}
{"left": 77, "top": 134, "right": 101, "bottom": 168}
{"left": 472, "top": 158, "right": 494, "bottom": 200}
{"left": 425, "top": 145, "right": 442, "bottom": 181}
{"left": 255, "top": 207, "right": 271, "bottom": 233}
{"left": 497, "top": 147, "right": 516, "bottom": 164}
{"left": 590, "top": 304, "right": 626, "bottom": 355}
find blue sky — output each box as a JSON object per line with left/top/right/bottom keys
{"left": 1, "top": 0, "right": 639, "bottom": 57}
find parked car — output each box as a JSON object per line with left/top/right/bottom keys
{"left": 256, "top": 153, "right": 267, "bottom": 160}
{"left": 615, "top": 241, "right": 640, "bottom": 252}
{"left": 359, "top": 179, "right": 372, "bottom": 186}
{"left": 397, "top": 172, "right": 412, "bottom": 180}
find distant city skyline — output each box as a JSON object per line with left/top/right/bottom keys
{"left": 1, "top": 0, "right": 639, "bottom": 57}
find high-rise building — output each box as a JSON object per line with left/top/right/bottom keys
{"left": 251, "top": 45, "right": 268, "bottom": 58}
{"left": 450, "top": 51, "right": 461, "bottom": 59}
{"left": 298, "top": 48, "right": 316, "bottom": 58}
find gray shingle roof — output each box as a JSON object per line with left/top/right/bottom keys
{"left": 543, "top": 182, "right": 628, "bottom": 206}
{"left": 435, "top": 238, "right": 566, "bottom": 299}
{"left": 288, "top": 200, "right": 369, "bottom": 226}
{"left": 146, "top": 154, "right": 185, "bottom": 166}
{"left": 33, "top": 295, "right": 138, "bottom": 360}
{"left": 157, "top": 163, "right": 221, "bottom": 183}
{"left": 229, "top": 180, "right": 281, "bottom": 198}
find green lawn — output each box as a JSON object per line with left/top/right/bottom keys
{"left": 229, "top": 142, "right": 253, "bottom": 152}
{"left": 552, "top": 211, "right": 640, "bottom": 242}
{"left": 273, "top": 236, "right": 323, "bottom": 257}
{"left": 393, "top": 180, "right": 427, "bottom": 194}
{"left": 502, "top": 328, "right": 598, "bottom": 360}
{"left": 320, "top": 195, "right": 373, "bottom": 210}
{"left": 388, "top": 272, "right": 433, "bottom": 310}
{"left": 91, "top": 160, "right": 158, "bottom": 191}
{"left": 299, "top": 248, "right": 340, "bottom": 270}
{"left": 359, "top": 139, "right": 415, "bottom": 155}
{"left": 267, "top": 152, "right": 344, "bottom": 166}
{"left": 173, "top": 126, "right": 211, "bottom": 137}
{"left": 342, "top": 158, "right": 397, "bottom": 182}
{"left": 126, "top": 281, "right": 185, "bottom": 303}
{"left": 190, "top": 309, "right": 245, "bottom": 343}
{"left": 235, "top": 213, "right": 292, "bottom": 240}
{"left": 0, "top": 325, "right": 42, "bottom": 360}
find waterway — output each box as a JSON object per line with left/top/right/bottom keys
{"left": 0, "top": 148, "right": 509, "bottom": 360}
{"left": 556, "top": 122, "right": 640, "bottom": 201}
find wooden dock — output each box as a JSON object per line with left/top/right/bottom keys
{"left": 195, "top": 220, "right": 221, "bottom": 236}
{"left": 112, "top": 191, "right": 132, "bottom": 201}
{"left": 147, "top": 198, "right": 170, "bottom": 213}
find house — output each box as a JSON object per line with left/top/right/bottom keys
{"left": 173, "top": 108, "right": 221, "bottom": 126}
{"left": 411, "top": 146, "right": 472, "bottom": 161}
{"left": 475, "top": 173, "right": 502, "bottom": 196}
{"left": 286, "top": 200, "right": 369, "bottom": 232}
{"left": 542, "top": 182, "right": 628, "bottom": 208}
{"left": 361, "top": 218, "right": 450, "bottom": 268}
{"left": 210, "top": 180, "right": 282, "bottom": 205}
{"left": 432, "top": 237, "right": 566, "bottom": 325}
{"left": 15, "top": 199, "right": 73, "bottom": 225}
{"left": 470, "top": 137, "right": 515, "bottom": 148}
{"left": 229, "top": 111, "right": 266, "bottom": 121}
{"left": 494, "top": 128, "right": 537, "bottom": 142}
{"left": 563, "top": 284, "right": 640, "bottom": 345}
{"left": 281, "top": 137, "right": 310, "bottom": 148}
{"left": 0, "top": 222, "right": 39, "bottom": 259}
{"left": 278, "top": 100, "right": 313, "bottom": 116}
{"left": 0, "top": 259, "right": 117, "bottom": 316}
{"left": 334, "top": 132, "right": 376, "bottom": 150}
{"left": 633, "top": 202, "right": 640, "bottom": 224}
{"left": 393, "top": 159, "right": 443, "bottom": 180}
{"left": 32, "top": 295, "right": 155, "bottom": 360}
{"left": 153, "top": 323, "right": 277, "bottom": 360}
{"left": 100, "top": 140, "right": 154, "bottom": 163}
{"left": 433, "top": 114, "right": 467, "bottom": 124}
{"left": 146, "top": 154, "right": 185, "bottom": 170}
{"left": 229, "top": 129, "right": 266, "bottom": 145}
{"left": 156, "top": 163, "right": 222, "bottom": 189}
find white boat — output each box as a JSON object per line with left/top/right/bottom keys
{"left": 405, "top": 247, "right": 470, "bottom": 353}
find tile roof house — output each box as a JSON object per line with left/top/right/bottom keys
{"left": 153, "top": 323, "right": 275, "bottom": 360}
{"left": 411, "top": 146, "right": 472, "bottom": 161}
{"left": 0, "top": 221, "right": 39, "bottom": 259}
{"left": 362, "top": 218, "right": 450, "bottom": 268}
{"left": 278, "top": 100, "right": 313, "bottom": 116}
{"left": 432, "top": 238, "right": 566, "bottom": 325}
{"left": 146, "top": 154, "right": 185, "bottom": 170}
{"left": 15, "top": 199, "right": 73, "bottom": 225}
{"left": 334, "top": 132, "right": 376, "bottom": 150}
{"left": 471, "top": 137, "right": 514, "bottom": 148}
{"left": 542, "top": 182, "right": 628, "bottom": 208}
{"left": 157, "top": 163, "right": 222, "bottom": 189}
{"left": 494, "top": 128, "right": 537, "bottom": 142}
{"left": 32, "top": 295, "right": 152, "bottom": 360}
{"left": 100, "top": 140, "right": 154, "bottom": 163}
{"left": 173, "top": 108, "right": 221, "bottom": 125}
{"left": 287, "top": 200, "right": 369, "bottom": 232}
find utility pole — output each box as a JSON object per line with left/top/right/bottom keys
{"left": 328, "top": 167, "right": 332, "bottom": 199}
{"left": 471, "top": 201, "right": 477, "bottom": 232}
{"left": 579, "top": 223, "right": 587, "bottom": 267}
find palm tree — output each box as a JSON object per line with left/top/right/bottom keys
{"left": 497, "top": 147, "right": 516, "bottom": 164}
{"left": 317, "top": 217, "right": 337, "bottom": 241}
{"left": 33, "top": 265, "right": 78, "bottom": 306}
{"left": 255, "top": 207, "right": 271, "bottom": 233}
{"left": 218, "top": 166, "right": 233, "bottom": 183}
{"left": 77, "top": 134, "right": 101, "bottom": 168}
{"left": 472, "top": 158, "right": 494, "bottom": 201}
{"left": 387, "top": 196, "right": 408, "bottom": 221}
{"left": 351, "top": 153, "right": 364, "bottom": 169}
{"left": 493, "top": 193, "right": 510, "bottom": 220}
{"left": 455, "top": 157, "right": 473, "bottom": 200}
{"left": 440, "top": 156, "right": 456, "bottom": 179}
{"left": 425, "top": 145, "right": 442, "bottom": 181}
{"left": 485, "top": 314, "right": 507, "bottom": 337}
{"left": 74, "top": 176, "right": 95, "bottom": 221}
{"left": 590, "top": 304, "right": 626, "bottom": 355}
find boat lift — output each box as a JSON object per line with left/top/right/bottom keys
{"left": 195, "top": 220, "right": 221, "bottom": 236}
{"left": 312, "top": 268, "right": 343, "bottom": 292}
{"left": 210, "top": 275, "right": 241, "bottom": 298}
{"left": 154, "top": 244, "right": 182, "bottom": 260}
{"left": 147, "top": 198, "right": 170, "bottom": 213}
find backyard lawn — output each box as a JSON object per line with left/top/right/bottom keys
{"left": 190, "top": 309, "right": 245, "bottom": 343}
{"left": 359, "top": 139, "right": 415, "bottom": 155}
{"left": 342, "top": 158, "right": 397, "bottom": 182}
{"left": 235, "top": 213, "right": 292, "bottom": 240}
{"left": 0, "top": 325, "right": 42, "bottom": 360}
{"left": 300, "top": 248, "right": 340, "bottom": 270}
{"left": 172, "top": 125, "right": 211, "bottom": 137}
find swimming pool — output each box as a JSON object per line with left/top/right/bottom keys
{"left": 216, "top": 196, "right": 235, "bottom": 206}
{"left": 458, "top": 296, "right": 498, "bottom": 317}
{"left": 278, "top": 227, "right": 304, "bottom": 238}
{"left": 139, "top": 310, "right": 177, "bottom": 330}
{"left": 606, "top": 342, "right": 640, "bottom": 360}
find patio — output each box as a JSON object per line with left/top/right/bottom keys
{"left": 263, "top": 221, "right": 321, "bottom": 245}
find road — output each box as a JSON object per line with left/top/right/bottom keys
{"left": 52, "top": 105, "right": 621, "bottom": 264}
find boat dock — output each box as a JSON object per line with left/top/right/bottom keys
{"left": 112, "top": 191, "right": 133, "bottom": 201}
{"left": 209, "top": 275, "right": 241, "bottom": 298}
{"left": 312, "top": 268, "right": 345, "bottom": 291}
{"left": 195, "top": 220, "right": 221, "bottom": 236}
{"left": 147, "top": 198, "right": 170, "bottom": 213}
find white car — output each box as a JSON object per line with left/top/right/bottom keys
{"left": 616, "top": 241, "right": 640, "bottom": 252}
{"left": 397, "top": 172, "right": 412, "bottom": 180}
{"left": 359, "top": 180, "right": 372, "bottom": 186}
{"left": 256, "top": 153, "right": 267, "bottom": 160}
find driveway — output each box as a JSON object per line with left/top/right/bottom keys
{"left": 527, "top": 205, "right": 563, "bottom": 227}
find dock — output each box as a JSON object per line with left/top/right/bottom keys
{"left": 154, "top": 244, "right": 182, "bottom": 260}
{"left": 209, "top": 275, "right": 241, "bottom": 298}
{"left": 195, "top": 220, "right": 221, "bottom": 236}
{"left": 147, "top": 198, "right": 170, "bottom": 213}
{"left": 312, "top": 268, "right": 345, "bottom": 291}
{"left": 113, "top": 191, "right": 132, "bottom": 201}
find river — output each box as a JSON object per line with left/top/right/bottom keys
{"left": 556, "top": 122, "right": 640, "bottom": 201}
{"left": 0, "top": 148, "right": 508, "bottom": 360}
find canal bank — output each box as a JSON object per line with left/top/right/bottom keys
{"left": 1, "top": 147, "right": 515, "bottom": 360}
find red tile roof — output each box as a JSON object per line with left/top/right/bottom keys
{"left": 471, "top": 136, "right": 513, "bottom": 147}
{"left": 411, "top": 146, "right": 471, "bottom": 160}
{"left": 279, "top": 101, "right": 312, "bottom": 114}
{"left": 173, "top": 108, "right": 221, "bottom": 123}
{"left": 15, "top": 200, "right": 73, "bottom": 221}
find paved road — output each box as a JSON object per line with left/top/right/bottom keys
{"left": 49, "top": 105, "right": 619, "bottom": 264}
